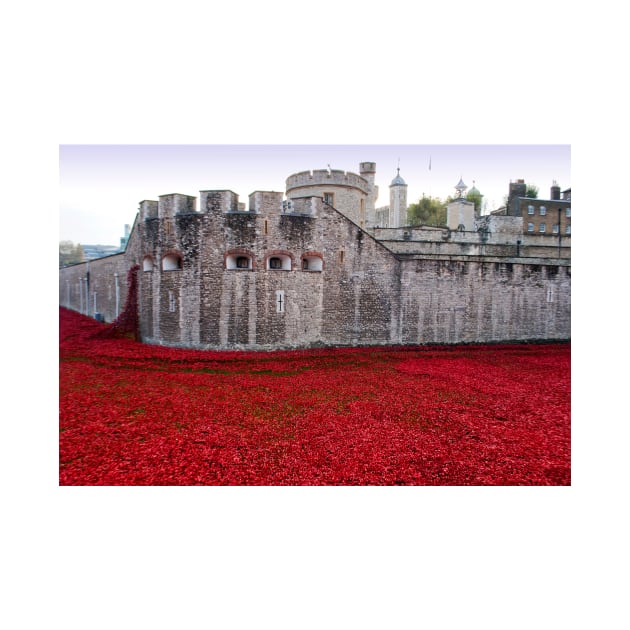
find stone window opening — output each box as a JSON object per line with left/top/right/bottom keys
{"left": 302, "top": 254, "right": 324, "bottom": 272}
{"left": 265, "top": 253, "right": 292, "bottom": 271}
{"left": 225, "top": 251, "right": 254, "bottom": 270}
{"left": 323, "top": 192, "right": 335, "bottom": 206}
{"left": 143, "top": 256, "right": 154, "bottom": 272}
{"left": 162, "top": 253, "right": 183, "bottom": 271}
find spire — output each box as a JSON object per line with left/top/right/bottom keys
{"left": 455, "top": 176, "right": 467, "bottom": 198}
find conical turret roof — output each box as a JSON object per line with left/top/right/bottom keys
{"left": 390, "top": 168, "right": 406, "bottom": 186}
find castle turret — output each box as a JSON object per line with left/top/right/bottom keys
{"left": 360, "top": 162, "right": 379, "bottom": 227}
{"left": 286, "top": 166, "right": 370, "bottom": 227}
{"left": 389, "top": 168, "right": 408, "bottom": 227}
{"left": 447, "top": 177, "right": 475, "bottom": 230}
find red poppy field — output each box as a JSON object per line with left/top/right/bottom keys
{"left": 59, "top": 307, "right": 570, "bottom": 485}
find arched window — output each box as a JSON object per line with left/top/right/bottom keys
{"left": 225, "top": 251, "right": 254, "bottom": 270}
{"left": 162, "top": 253, "right": 182, "bottom": 271}
{"left": 301, "top": 253, "right": 324, "bottom": 271}
{"left": 143, "top": 256, "right": 154, "bottom": 272}
{"left": 265, "top": 253, "right": 292, "bottom": 270}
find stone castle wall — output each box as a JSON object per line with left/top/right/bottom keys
{"left": 59, "top": 219, "right": 142, "bottom": 322}
{"left": 399, "top": 258, "right": 570, "bottom": 344}
{"left": 60, "top": 187, "right": 571, "bottom": 350}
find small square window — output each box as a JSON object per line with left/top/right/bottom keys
{"left": 323, "top": 192, "right": 335, "bottom": 206}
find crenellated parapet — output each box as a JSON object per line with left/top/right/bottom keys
{"left": 248, "top": 191, "right": 283, "bottom": 214}
{"left": 139, "top": 200, "right": 158, "bottom": 220}
{"left": 286, "top": 169, "right": 370, "bottom": 194}
{"left": 200, "top": 190, "right": 240, "bottom": 214}
{"left": 158, "top": 193, "right": 197, "bottom": 219}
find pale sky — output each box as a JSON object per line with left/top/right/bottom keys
{"left": 59, "top": 144, "right": 570, "bottom": 245}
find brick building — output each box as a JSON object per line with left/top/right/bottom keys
{"left": 495, "top": 180, "right": 572, "bottom": 237}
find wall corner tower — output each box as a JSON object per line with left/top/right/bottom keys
{"left": 389, "top": 168, "right": 408, "bottom": 227}
{"left": 360, "top": 162, "right": 378, "bottom": 227}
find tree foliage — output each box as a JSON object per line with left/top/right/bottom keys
{"left": 466, "top": 190, "right": 483, "bottom": 214}
{"left": 407, "top": 196, "right": 447, "bottom": 227}
{"left": 525, "top": 184, "right": 539, "bottom": 198}
{"left": 59, "top": 241, "right": 84, "bottom": 267}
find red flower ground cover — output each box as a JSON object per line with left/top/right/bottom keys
{"left": 59, "top": 307, "right": 570, "bottom": 485}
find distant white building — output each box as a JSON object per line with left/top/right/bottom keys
{"left": 82, "top": 224, "right": 131, "bottom": 260}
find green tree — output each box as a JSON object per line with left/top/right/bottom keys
{"left": 59, "top": 240, "right": 84, "bottom": 267}
{"left": 525, "top": 184, "right": 539, "bottom": 198}
{"left": 466, "top": 190, "right": 483, "bottom": 214}
{"left": 407, "top": 196, "right": 447, "bottom": 227}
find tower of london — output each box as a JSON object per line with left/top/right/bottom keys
{"left": 59, "top": 161, "right": 571, "bottom": 350}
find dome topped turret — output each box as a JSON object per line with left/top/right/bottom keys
{"left": 469, "top": 181, "right": 481, "bottom": 196}
{"left": 455, "top": 177, "right": 467, "bottom": 198}
{"left": 390, "top": 168, "right": 406, "bottom": 186}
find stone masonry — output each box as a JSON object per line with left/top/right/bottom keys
{"left": 59, "top": 162, "right": 571, "bottom": 350}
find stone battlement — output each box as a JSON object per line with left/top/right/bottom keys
{"left": 286, "top": 169, "right": 370, "bottom": 194}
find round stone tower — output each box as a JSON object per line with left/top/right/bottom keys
{"left": 285, "top": 165, "right": 373, "bottom": 228}
{"left": 389, "top": 168, "right": 408, "bottom": 227}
